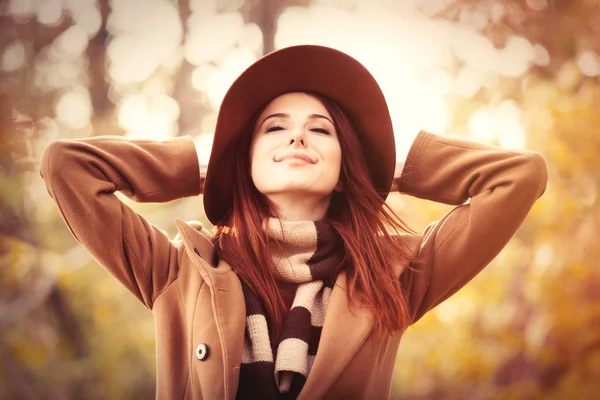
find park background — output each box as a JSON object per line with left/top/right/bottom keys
{"left": 1, "top": 0, "right": 600, "bottom": 398}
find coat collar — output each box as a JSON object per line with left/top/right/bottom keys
{"left": 174, "top": 219, "right": 245, "bottom": 399}
{"left": 174, "top": 219, "right": 376, "bottom": 400}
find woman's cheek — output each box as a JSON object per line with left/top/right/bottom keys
{"left": 251, "top": 159, "right": 271, "bottom": 192}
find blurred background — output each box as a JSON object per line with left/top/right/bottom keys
{"left": 1, "top": 0, "right": 599, "bottom": 398}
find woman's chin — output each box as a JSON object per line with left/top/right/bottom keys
{"left": 262, "top": 183, "right": 333, "bottom": 196}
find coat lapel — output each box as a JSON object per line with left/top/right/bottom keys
{"left": 174, "top": 219, "right": 246, "bottom": 400}
{"left": 174, "top": 219, "right": 378, "bottom": 400}
{"left": 298, "top": 270, "right": 376, "bottom": 400}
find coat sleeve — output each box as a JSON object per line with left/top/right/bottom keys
{"left": 398, "top": 131, "right": 548, "bottom": 324}
{"left": 39, "top": 135, "right": 202, "bottom": 309}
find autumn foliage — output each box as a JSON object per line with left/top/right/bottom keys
{"left": 1, "top": 1, "right": 599, "bottom": 399}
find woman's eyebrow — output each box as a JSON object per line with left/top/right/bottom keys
{"left": 309, "top": 114, "right": 334, "bottom": 125}
{"left": 259, "top": 113, "right": 334, "bottom": 127}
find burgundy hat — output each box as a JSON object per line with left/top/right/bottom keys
{"left": 203, "top": 45, "right": 396, "bottom": 225}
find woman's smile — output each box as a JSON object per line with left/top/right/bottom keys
{"left": 275, "top": 151, "right": 316, "bottom": 164}
{"left": 281, "top": 157, "right": 311, "bottom": 165}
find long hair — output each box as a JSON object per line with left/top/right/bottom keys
{"left": 212, "top": 93, "right": 417, "bottom": 343}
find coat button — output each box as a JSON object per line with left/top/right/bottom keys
{"left": 195, "top": 344, "right": 209, "bottom": 361}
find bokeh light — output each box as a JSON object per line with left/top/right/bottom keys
{"left": 191, "top": 64, "right": 219, "bottom": 93}
{"left": 37, "top": 0, "right": 63, "bottom": 25}
{"left": 5, "top": 1, "right": 600, "bottom": 398}
{"left": 577, "top": 51, "right": 600, "bottom": 77}
{"left": 185, "top": 12, "right": 246, "bottom": 65}
{"left": 206, "top": 47, "right": 257, "bottom": 109}
{"left": 194, "top": 132, "right": 215, "bottom": 167}
{"left": 54, "top": 87, "right": 93, "bottom": 129}
{"left": 107, "top": 0, "right": 183, "bottom": 83}
{"left": 118, "top": 93, "right": 180, "bottom": 139}
{"left": 8, "top": 0, "right": 35, "bottom": 16}
{"left": 468, "top": 100, "right": 526, "bottom": 148}
{"left": 1, "top": 40, "right": 26, "bottom": 72}
{"left": 275, "top": 4, "right": 534, "bottom": 156}
{"left": 55, "top": 25, "right": 89, "bottom": 58}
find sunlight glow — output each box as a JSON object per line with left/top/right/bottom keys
{"left": 435, "top": 296, "right": 477, "bottom": 324}
{"left": 495, "top": 100, "right": 526, "bottom": 148}
{"left": 55, "top": 88, "right": 92, "bottom": 129}
{"left": 206, "top": 47, "right": 257, "bottom": 109}
{"left": 194, "top": 133, "right": 215, "bottom": 166}
{"left": 275, "top": 4, "right": 534, "bottom": 157}
{"left": 533, "top": 44, "right": 550, "bottom": 67}
{"left": 64, "top": 0, "right": 97, "bottom": 12}
{"left": 8, "top": 0, "right": 34, "bottom": 16}
{"left": 189, "top": 0, "right": 219, "bottom": 15}
{"left": 468, "top": 108, "right": 496, "bottom": 142}
{"left": 108, "top": 36, "right": 158, "bottom": 83}
{"left": 577, "top": 51, "right": 600, "bottom": 77}
{"left": 1, "top": 41, "right": 26, "bottom": 72}
{"left": 468, "top": 100, "right": 526, "bottom": 148}
{"left": 107, "top": 0, "right": 182, "bottom": 83}
{"left": 63, "top": 0, "right": 102, "bottom": 37}
{"left": 37, "top": 0, "right": 63, "bottom": 25}
{"left": 118, "top": 94, "right": 180, "bottom": 140}
{"left": 238, "top": 23, "right": 264, "bottom": 55}
{"left": 76, "top": 0, "right": 539, "bottom": 147}
{"left": 191, "top": 64, "right": 219, "bottom": 92}
{"left": 118, "top": 95, "right": 149, "bottom": 132}
{"left": 73, "top": 7, "right": 102, "bottom": 37}
{"left": 185, "top": 13, "right": 245, "bottom": 65}
{"left": 55, "top": 25, "right": 89, "bottom": 58}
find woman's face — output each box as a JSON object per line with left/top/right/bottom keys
{"left": 250, "top": 92, "right": 342, "bottom": 201}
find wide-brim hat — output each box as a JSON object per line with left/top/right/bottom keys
{"left": 203, "top": 45, "right": 396, "bottom": 225}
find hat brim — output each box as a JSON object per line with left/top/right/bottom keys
{"left": 203, "top": 45, "right": 396, "bottom": 225}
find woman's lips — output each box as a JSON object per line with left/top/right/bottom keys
{"left": 276, "top": 152, "right": 315, "bottom": 164}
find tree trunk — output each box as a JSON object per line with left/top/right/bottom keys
{"left": 87, "top": 0, "right": 115, "bottom": 136}
{"left": 173, "top": 0, "right": 204, "bottom": 136}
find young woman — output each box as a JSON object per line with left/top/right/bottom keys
{"left": 40, "top": 45, "right": 548, "bottom": 400}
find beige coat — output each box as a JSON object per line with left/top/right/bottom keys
{"left": 39, "top": 130, "right": 548, "bottom": 399}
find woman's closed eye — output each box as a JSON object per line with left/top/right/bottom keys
{"left": 265, "top": 125, "right": 330, "bottom": 135}
{"left": 266, "top": 125, "right": 285, "bottom": 133}
{"left": 310, "top": 127, "right": 330, "bottom": 135}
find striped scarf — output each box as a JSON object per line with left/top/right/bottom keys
{"left": 236, "top": 218, "right": 345, "bottom": 400}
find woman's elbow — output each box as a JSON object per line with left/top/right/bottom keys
{"left": 512, "top": 150, "right": 549, "bottom": 202}
{"left": 525, "top": 151, "right": 549, "bottom": 199}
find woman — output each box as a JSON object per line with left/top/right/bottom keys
{"left": 40, "top": 45, "right": 548, "bottom": 400}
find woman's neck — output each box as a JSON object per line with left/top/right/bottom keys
{"left": 266, "top": 193, "right": 331, "bottom": 221}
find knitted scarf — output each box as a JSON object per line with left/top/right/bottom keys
{"left": 235, "top": 218, "right": 345, "bottom": 400}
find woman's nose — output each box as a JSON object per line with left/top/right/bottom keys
{"left": 289, "top": 130, "right": 306, "bottom": 147}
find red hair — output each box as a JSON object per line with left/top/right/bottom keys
{"left": 212, "top": 93, "right": 416, "bottom": 343}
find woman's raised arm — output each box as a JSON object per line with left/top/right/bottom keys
{"left": 39, "top": 135, "right": 202, "bottom": 309}
{"left": 398, "top": 130, "right": 548, "bottom": 324}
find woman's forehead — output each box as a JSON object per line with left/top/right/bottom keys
{"left": 260, "top": 92, "right": 330, "bottom": 116}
